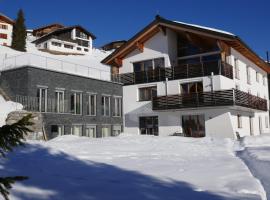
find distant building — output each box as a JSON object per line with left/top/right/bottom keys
{"left": 32, "top": 25, "right": 96, "bottom": 55}
{"left": 0, "top": 13, "right": 14, "bottom": 46}
{"left": 101, "top": 40, "right": 126, "bottom": 51}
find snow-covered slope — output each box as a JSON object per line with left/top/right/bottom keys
{"left": 0, "top": 42, "right": 112, "bottom": 80}
{"left": 2, "top": 135, "right": 266, "bottom": 200}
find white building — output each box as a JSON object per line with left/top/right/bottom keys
{"left": 32, "top": 25, "right": 95, "bottom": 55}
{"left": 102, "top": 15, "right": 270, "bottom": 139}
{"left": 0, "top": 13, "right": 14, "bottom": 46}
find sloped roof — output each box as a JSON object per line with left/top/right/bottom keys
{"left": 102, "top": 15, "right": 270, "bottom": 73}
{"left": 0, "top": 13, "right": 14, "bottom": 24}
{"left": 32, "top": 23, "right": 64, "bottom": 33}
{"left": 32, "top": 25, "right": 96, "bottom": 44}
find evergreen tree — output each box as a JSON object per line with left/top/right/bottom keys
{"left": 0, "top": 114, "right": 33, "bottom": 200}
{"left": 11, "top": 9, "right": 27, "bottom": 52}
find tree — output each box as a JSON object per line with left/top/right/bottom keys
{"left": 0, "top": 114, "right": 33, "bottom": 200}
{"left": 11, "top": 9, "right": 27, "bottom": 52}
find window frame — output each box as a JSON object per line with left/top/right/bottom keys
{"left": 85, "top": 124, "right": 97, "bottom": 138}
{"left": 113, "top": 97, "right": 122, "bottom": 117}
{"left": 102, "top": 95, "right": 111, "bottom": 116}
{"left": 237, "top": 114, "right": 242, "bottom": 128}
{"left": 70, "top": 92, "right": 82, "bottom": 115}
{"left": 234, "top": 58, "right": 240, "bottom": 80}
{"left": 87, "top": 93, "right": 96, "bottom": 116}
{"left": 246, "top": 66, "right": 251, "bottom": 84}
{"left": 138, "top": 86, "right": 157, "bottom": 101}
{"left": 55, "top": 90, "right": 65, "bottom": 113}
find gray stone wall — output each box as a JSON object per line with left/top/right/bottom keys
{"left": 0, "top": 66, "right": 123, "bottom": 139}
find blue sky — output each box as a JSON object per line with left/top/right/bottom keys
{"left": 1, "top": 0, "right": 270, "bottom": 59}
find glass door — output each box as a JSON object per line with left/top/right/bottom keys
{"left": 182, "top": 115, "right": 205, "bottom": 137}
{"left": 139, "top": 116, "right": 159, "bottom": 136}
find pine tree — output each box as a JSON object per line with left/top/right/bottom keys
{"left": 0, "top": 114, "right": 33, "bottom": 200}
{"left": 11, "top": 9, "right": 27, "bottom": 52}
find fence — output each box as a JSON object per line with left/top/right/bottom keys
{"left": 1, "top": 53, "right": 112, "bottom": 82}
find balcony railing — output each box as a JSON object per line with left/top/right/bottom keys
{"left": 112, "top": 60, "right": 233, "bottom": 85}
{"left": 152, "top": 89, "right": 268, "bottom": 111}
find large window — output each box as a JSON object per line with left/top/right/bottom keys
{"left": 113, "top": 97, "right": 122, "bottom": 117}
{"left": 102, "top": 125, "right": 111, "bottom": 137}
{"left": 87, "top": 94, "right": 96, "bottom": 116}
{"left": 64, "top": 44, "right": 73, "bottom": 49}
{"left": 55, "top": 90, "right": 65, "bottom": 113}
{"left": 182, "top": 115, "right": 205, "bottom": 137}
{"left": 51, "top": 125, "right": 64, "bottom": 136}
{"left": 138, "top": 86, "right": 157, "bottom": 101}
{"left": 71, "top": 125, "right": 83, "bottom": 136}
{"left": 180, "top": 82, "right": 203, "bottom": 94}
{"left": 102, "top": 96, "right": 110, "bottom": 116}
{"left": 85, "top": 125, "right": 96, "bottom": 138}
{"left": 133, "top": 58, "right": 164, "bottom": 72}
{"left": 71, "top": 92, "right": 82, "bottom": 115}
{"left": 37, "top": 87, "right": 47, "bottom": 112}
{"left": 76, "top": 39, "right": 89, "bottom": 47}
{"left": 112, "top": 125, "right": 122, "bottom": 136}
{"left": 139, "top": 116, "right": 158, "bottom": 136}
{"left": 76, "top": 29, "right": 89, "bottom": 39}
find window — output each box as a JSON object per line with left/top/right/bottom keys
{"left": 249, "top": 116, "right": 254, "bottom": 135}
{"left": 263, "top": 76, "right": 266, "bottom": 86}
{"left": 139, "top": 116, "right": 159, "bottom": 136}
{"left": 133, "top": 58, "right": 165, "bottom": 72}
{"left": 237, "top": 114, "right": 242, "bottom": 128}
{"left": 138, "top": 86, "right": 157, "bottom": 101}
{"left": 85, "top": 125, "right": 96, "bottom": 138}
{"left": 113, "top": 97, "right": 122, "bottom": 117}
{"left": 247, "top": 66, "right": 251, "bottom": 84}
{"left": 37, "top": 87, "right": 47, "bottom": 112}
{"left": 256, "top": 72, "right": 260, "bottom": 82}
{"left": 180, "top": 82, "right": 203, "bottom": 94}
{"left": 64, "top": 44, "right": 73, "bottom": 49}
{"left": 112, "top": 125, "right": 122, "bottom": 136}
{"left": 0, "top": 24, "right": 8, "bottom": 29}
{"left": 102, "top": 96, "right": 110, "bottom": 116}
{"left": 70, "top": 92, "right": 82, "bottom": 114}
{"left": 51, "top": 125, "right": 64, "bottom": 136}
{"left": 51, "top": 42, "right": 61, "bottom": 47}
{"left": 87, "top": 94, "right": 96, "bottom": 116}
{"left": 71, "top": 125, "right": 83, "bottom": 136}
{"left": 55, "top": 90, "right": 65, "bottom": 113}
{"left": 77, "top": 47, "right": 81, "bottom": 51}
{"left": 84, "top": 48, "right": 89, "bottom": 52}
{"left": 76, "top": 29, "right": 89, "bottom": 39}
{"left": 102, "top": 125, "right": 111, "bottom": 137}
{"left": 265, "top": 116, "right": 269, "bottom": 128}
{"left": 0, "top": 33, "right": 7, "bottom": 39}
{"left": 76, "top": 39, "right": 89, "bottom": 47}
{"left": 234, "top": 58, "right": 240, "bottom": 79}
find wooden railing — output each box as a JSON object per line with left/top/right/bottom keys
{"left": 111, "top": 60, "right": 233, "bottom": 85}
{"left": 152, "top": 89, "right": 268, "bottom": 111}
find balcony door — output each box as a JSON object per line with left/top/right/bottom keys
{"left": 181, "top": 82, "right": 203, "bottom": 106}
{"left": 182, "top": 115, "right": 205, "bottom": 137}
{"left": 139, "top": 116, "right": 158, "bottom": 136}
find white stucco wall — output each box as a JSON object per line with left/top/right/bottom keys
{"left": 0, "top": 22, "right": 13, "bottom": 46}
{"left": 120, "top": 29, "right": 270, "bottom": 139}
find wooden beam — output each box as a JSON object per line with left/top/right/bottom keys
{"left": 159, "top": 26, "right": 167, "bottom": 35}
{"left": 114, "top": 58, "right": 123, "bottom": 67}
{"left": 135, "top": 41, "right": 144, "bottom": 52}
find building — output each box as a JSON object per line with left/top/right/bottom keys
{"left": 32, "top": 25, "right": 96, "bottom": 55}
{"left": 32, "top": 23, "right": 64, "bottom": 37}
{"left": 102, "top": 15, "right": 270, "bottom": 139}
{"left": 0, "top": 65, "right": 123, "bottom": 139}
{"left": 0, "top": 13, "right": 14, "bottom": 46}
{"left": 101, "top": 40, "right": 126, "bottom": 51}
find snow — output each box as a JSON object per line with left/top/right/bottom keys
{"left": 0, "top": 135, "right": 266, "bottom": 200}
{"left": 237, "top": 135, "right": 270, "bottom": 199}
{"left": 0, "top": 95, "right": 22, "bottom": 126}
{"left": 173, "top": 21, "right": 235, "bottom": 36}
{"left": 0, "top": 41, "right": 113, "bottom": 81}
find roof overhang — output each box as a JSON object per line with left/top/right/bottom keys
{"left": 0, "top": 14, "right": 14, "bottom": 25}
{"left": 102, "top": 16, "right": 270, "bottom": 73}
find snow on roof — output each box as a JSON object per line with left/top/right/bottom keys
{"left": 173, "top": 20, "right": 235, "bottom": 36}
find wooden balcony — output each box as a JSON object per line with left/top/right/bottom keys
{"left": 112, "top": 60, "right": 233, "bottom": 85}
{"left": 152, "top": 89, "right": 268, "bottom": 111}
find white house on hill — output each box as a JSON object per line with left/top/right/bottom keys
{"left": 102, "top": 15, "right": 270, "bottom": 139}
{"left": 0, "top": 13, "right": 14, "bottom": 46}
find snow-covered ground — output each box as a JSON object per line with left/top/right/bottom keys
{"left": 0, "top": 135, "right": 266, "bottom": 200}
{"left": 237, "top": 135, "right": 270, "bottom": 199}
{"left": 0, "top": 41, "right": 112, "bottom": 81}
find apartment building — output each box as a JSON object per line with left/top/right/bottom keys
{"left": 102, "top": 15, "right": 270, "bottom": 139}
{"left": 32, "top": 25, "right": 95, "bottom": 55}
{"left": 0, "top": 13, "right": 14, "bottom": 46}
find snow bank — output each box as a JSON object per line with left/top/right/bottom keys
{"left": 3, "top": 135, "right": 266, "bottom": 200}
{"left": 0, "top": 95, "right": 22, "bottom": 126}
